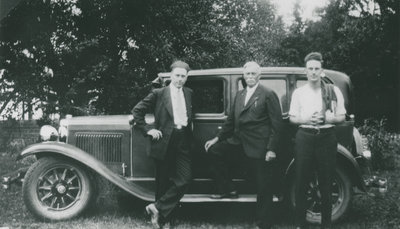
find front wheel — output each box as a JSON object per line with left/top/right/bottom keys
{"left": 290, "top": 166, "right": 352, "bottom": 224}
{"left": 22, "top": 157, "right": 94, "bottom": 221}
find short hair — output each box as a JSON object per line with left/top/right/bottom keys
{"left": 304, "top": 52, "right": 323, "bottom": 65}
{"left": 243, "top": 61, "right": 261, "bottom": 74}
{"left": 170, "top": 60, "right": 190, "bottom": 72}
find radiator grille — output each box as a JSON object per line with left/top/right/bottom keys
{"left": 75, "top": 133, "right": 123, "bottom": 162}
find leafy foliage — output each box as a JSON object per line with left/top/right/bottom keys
{"left": 0, "top": 0, "right": 398, "bottom": 131}
{"left": 0, "top": 0, "right": 285, "bottom": 117}
{"left": 279, "top": 0, "right": 399, "bottom": 130}
{"left": 359, "top": 118, "right": 400, "bottom": 170}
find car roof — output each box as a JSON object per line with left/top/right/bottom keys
{"left": 158, "top": 67, "right": 350, "bottom": 82}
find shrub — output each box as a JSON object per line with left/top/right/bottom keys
{"left": 358, "top": 118, "right": 400, "bottom": 171}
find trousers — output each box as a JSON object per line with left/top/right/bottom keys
{"left": 294, "top": 127, "right": 337, "bottom": 228}
{"left": 209, "top": 140, "right": 276, "bottom": 228}
{"left": 154, "top": 128, "right": 192, "bottom": 221}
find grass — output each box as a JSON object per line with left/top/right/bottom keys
{"left": 1, "top": 152, "right": 399, "bottom": 229}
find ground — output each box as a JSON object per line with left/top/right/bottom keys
{"left": 0, "top": 152, "right": 399, "bottom": 229}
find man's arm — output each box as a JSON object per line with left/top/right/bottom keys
{"left": 204, "top": 93, "right": 238, "bottom": 152}
{"left": 325, "top": 86, "right": 346, "bottom": 124}
{"left": 216, "top": 103, "right": 235, "bottom": 141}
{"left": 266, "top": 91, "right": 282, "bottom": 153}
{"left": 132, "top": 90, "right": 158, "bottom": 136}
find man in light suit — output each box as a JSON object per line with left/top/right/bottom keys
{"left": 132, "top": 60, "right": 192, "bottom": 229}
{"left": 204, "top": 61, "right": 282, "bottom": 229}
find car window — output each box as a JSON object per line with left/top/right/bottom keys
{"left": 238, "top": 77, "right": 287, "bottom": 113}
{"left": 185, "top": 78, "right": 224, "bottom": 114}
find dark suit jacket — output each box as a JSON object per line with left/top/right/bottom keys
{"left": 132, "top": 86, "right": 193, "bottom": 159}
{"left": 217, "top": 84, "right": 282, "bottom": 159}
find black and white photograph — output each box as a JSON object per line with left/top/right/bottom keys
{"left": 0, "top": 0, "right": 398, "bottom": 228}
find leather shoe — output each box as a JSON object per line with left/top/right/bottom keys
{"left": 210, "top": 190, "right": 239, "bottom": 199}
{"left": 145, "top": 203, "right": 160, "bottom": 228}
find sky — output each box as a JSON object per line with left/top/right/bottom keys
{"left": 270, "top": 0, "right": 330, "bottom": 24}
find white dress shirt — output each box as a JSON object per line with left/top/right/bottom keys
{"left": 244, "top": 83, "right": 259, "bottom": 106}
{"left": 170, "top": 84, "right": 188, "bottom": 127}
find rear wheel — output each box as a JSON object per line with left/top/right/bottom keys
{"left": 290, "top": 166, "right": 352, "bottom": 224}
{"left": 23, "top": 157, "right": 94, "bottom": 221}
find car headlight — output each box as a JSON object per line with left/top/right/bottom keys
{"left": 40, "top": 125, "right": 59, "bottom": 141}
{"left": 58, "top": 124, "right": 68, "bottom": 142}
{"left": 362, "top": 150, "right": 371, "bottom": 159}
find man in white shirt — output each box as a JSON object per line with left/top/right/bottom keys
{"left": 132, "top": 60, "right": 193, "bottom": 228}
{"left": 289, "top": 52, "right": 346, "bottom": 229}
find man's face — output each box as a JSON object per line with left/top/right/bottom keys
{"left": 243, "top": 65, "right": 261, "bottom": 88}
{"left": 170, "top": 67, "right": 188, "bottom": 88}
{"left": 306, "top": 60, "right": 323, "bottom": 82}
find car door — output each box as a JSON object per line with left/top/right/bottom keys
{"left": 185, "top": 75, "right": 229, "bottom": 193}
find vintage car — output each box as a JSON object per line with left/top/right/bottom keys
{"left": 1, "top": 67, "right": 384, "bottom": 224}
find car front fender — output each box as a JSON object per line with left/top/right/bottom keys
{"left": 285, "top": 144, "right": 366, "bottom": 192}
{"left": 17, "top": 142, "right": 154, "bottom": 201}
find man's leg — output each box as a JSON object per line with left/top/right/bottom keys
{"left": 154, "top": 151, "right": 175, "bottom": 201}
{"left": 147, "top": 132, "right": 177, "bottom": 228}
{"left": 315, "top": 130, "right": 337, "bottom": 228}
{"left": 208, "top": 140, "right": 242, "bottom": 195}
{"left": 294, "top": 130, "right": 315, "bottom": 228}
{"left": 155, "top": 129, "right": 192, "bottom": 223}
{"left": 253, "top": 158, "right": 276, "bottom": 229}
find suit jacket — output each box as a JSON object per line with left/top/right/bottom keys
{"left": 217, "top": 84, "right": 282, "bottom": 159}
{"left": 132, "top": 86, "right": 193, "bottom": 159}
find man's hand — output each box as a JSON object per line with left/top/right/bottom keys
{"left": 265, "top": 151, "right": 276, "bottom": 162}
{"left": 324, "top": 110, "right": 334, "bottom": 124}
{"left": 204, "top": 137, "right": 219, "bottom": 152}
{"left": 310, "top": 112, "right": 325, "bottom": 125}
{"left": 147, "top": 129, "right": 163, "bottom": 140}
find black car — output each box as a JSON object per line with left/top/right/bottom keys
{"left": 2, "top": 67, "right": 383, "bottom": 224}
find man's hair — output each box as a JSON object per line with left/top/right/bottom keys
{"left": 243, "top": 61, "right": 261, "bottom": 74}
{"left": 170, "top": 60, "right": 190, "bottom": 72}
{"left": 304, "top": 52, "right": 323, "bottom": 65}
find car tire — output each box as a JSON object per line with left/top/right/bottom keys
{"left": 22, "top": 157, "right": 94, "bottom": 221}
{"left": 289, "top": 165, "right": 352, "bottom": 224}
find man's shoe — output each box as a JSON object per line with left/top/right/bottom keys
{"left": 210, "top": 190, "right": 239, "bottom": 199}
{"left": 145, "top": 203, "right": 160, "bottom": 229}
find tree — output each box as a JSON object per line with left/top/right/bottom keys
{"left": 279, "top": 0, "right": 399, "bottom": 130}
{"left": 0, "top": 0, "right": 286, "bottom": 118}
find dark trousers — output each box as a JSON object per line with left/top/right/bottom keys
{"left": 154, "top": 128, "right": 192, "bottom": 221}
{"left": 209, "top": 140, "right": 276, "bottom": 228}
{"left": 294, "top": 128, "right": 337, "bottom": 228}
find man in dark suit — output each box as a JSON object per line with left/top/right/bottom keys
{"left": 204, "top": 61, "right": 282, "bottom": 229}
{"left": 132, "top": 60, "right": 192, "bottom": 229}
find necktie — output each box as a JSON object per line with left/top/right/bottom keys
{"left": 175, "top": 89, "right": 187, "bottom": 125}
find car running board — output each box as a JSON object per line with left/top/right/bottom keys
{"left": 181, "top": 194, "right": 282, "bottom": 203}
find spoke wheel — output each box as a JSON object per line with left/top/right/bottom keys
{"left": 23, "top": 157, "right": 94, "bottom": 221}
{"left": 290, "top": 166, "right": 352, "bottom": 224}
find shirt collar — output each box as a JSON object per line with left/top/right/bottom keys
{"left": 246, "top": 83, "right": 259, "bottom": 93}
{"left": 170, "top": 83, "right": 182, "bottom": 93}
